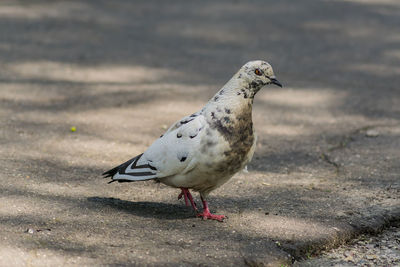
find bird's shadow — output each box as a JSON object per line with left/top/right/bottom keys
{"left": 87, "top": 197, "right": 195, "bottom": 220}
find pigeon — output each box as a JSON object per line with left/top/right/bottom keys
{"left": 103, "top": 60, "right": 282, "bottom": 221}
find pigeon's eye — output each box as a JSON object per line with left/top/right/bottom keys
{"left": 254, "top": 69, "right": 262, "bottom": 76}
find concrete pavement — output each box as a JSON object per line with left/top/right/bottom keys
{"left": 0, "top": 0, "right": 399, "bottom": 265}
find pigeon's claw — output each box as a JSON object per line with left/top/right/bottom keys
{"left": 196, "top": 211, "right": 225, "bottom": 222}
{"left": 197, "top": 196, "right": 225, "bottom": 222}
{"left": 179, "top": 188, "right": 198, "bottom": 212}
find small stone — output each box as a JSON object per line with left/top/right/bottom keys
{"left": 343, "top": 251, "right": 352, "bottom": 257}
{"left": 365, "top": 129, "right": 379, "bottom": 137}
{"left": 358, "top": 259, "right": 368, "bottom": 265}
{"left": 366, "top": 254, "right": 378, "bottom": 260}
{"left": 344, "top": 255, "right": 354, "bottom": 262}
{"left": 25, "top": 228, "right": 35, "bottom": 234}
{"left": 242, "top": 166, "right": 249, "bottom": 173}
{"left": 366, "top": 244, "right": 375, "bottom": 249}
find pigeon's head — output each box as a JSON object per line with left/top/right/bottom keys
{"left": 239, "top": 60, "right": 282, "bottom": 88}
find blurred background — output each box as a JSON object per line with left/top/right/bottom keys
{"left": 0, "top": 0, "right": 399, "bottom": 265}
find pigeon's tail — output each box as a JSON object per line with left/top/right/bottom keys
{"left": 102, "top": 165, "right": 120, "bottom": 179}
{"left": 102, "top": 153, "right": 158, "bottom": 184}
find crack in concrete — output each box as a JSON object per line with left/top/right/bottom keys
{"left": 321, "top": 124, "right": 389, "bottom": 173}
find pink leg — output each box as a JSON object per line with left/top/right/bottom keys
{"left": 178, "top": 188, "right": 197, "bottom": 212}
{"left": 178, "top": 188, "right": 189, "bottom": 206}
{"left": 196, "top": 196, "right": 225, "bottom": 222}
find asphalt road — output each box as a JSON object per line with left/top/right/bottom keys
{"left": 0, "top": 0, "right": 399, "bottom": 266}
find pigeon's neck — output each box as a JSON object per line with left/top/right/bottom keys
{"left": 204, "top": 74, "right": 258, "bottom": 115}
{"left": 202, "top": 74, "right": 257, "bottom": 141}
{"left": 203, "top": 74, "right": 255, "bottom": 153}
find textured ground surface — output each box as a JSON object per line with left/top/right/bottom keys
{"left": 297, "top": 224, "right": 400, "bottom": 266}
{"left": 0, "top": 0, "right": 399, "bottom": 266}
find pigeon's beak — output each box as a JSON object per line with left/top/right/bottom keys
{"left": 270, "top": 77, "right": 282, "bottom": 88}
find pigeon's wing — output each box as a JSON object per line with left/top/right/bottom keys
{"left": 104, "top": 114, "right": 207, "bottom": 183}
{"left": 162, "top": 111, "right": 201, "bottom": 136}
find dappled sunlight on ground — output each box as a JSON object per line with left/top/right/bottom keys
{"left": 347, "top": 62, "right": 400, "bottom": 77}
{"left": 0, "top": 1, "right": 118, "bottom": 25}
{"left": 233, "top": 211, "right": 339, "bottom": 240}
{"left": 5, "top": 61, "right": 182, "bottom": 84}
{"left": 0, "top": 246, "right": 95, "bottom": 267}
{"left": 259, "top": 88, "right": 347, "bottom": 109}
{"left": 1, "top": 0, "right": 399, "bottom": 265}
{"left": 335, "top": 0, "right": 400, "bottom": 6}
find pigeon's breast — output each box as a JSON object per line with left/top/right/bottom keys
{"left": 184, "top": 116, "right": 255, "bottom": 195}
{"left": 206, "top": 104, "right": 255, "bottom": 175}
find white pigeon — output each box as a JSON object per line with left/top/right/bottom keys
{"left": 103, "top": 60, "right": 282, "bottom": 221}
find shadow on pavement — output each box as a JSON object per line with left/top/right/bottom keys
{"left": 1, "top": 0, "right": 400, "bottom": 265}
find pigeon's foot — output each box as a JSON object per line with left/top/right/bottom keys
{"left": 178, "top": 188, "right": 197, "bottom": 212}
{"left": 197, "top": 196, "right": 225, "bottom": 222}
{"left": 196, "top": 210, "right": 225, "bottom": 222}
